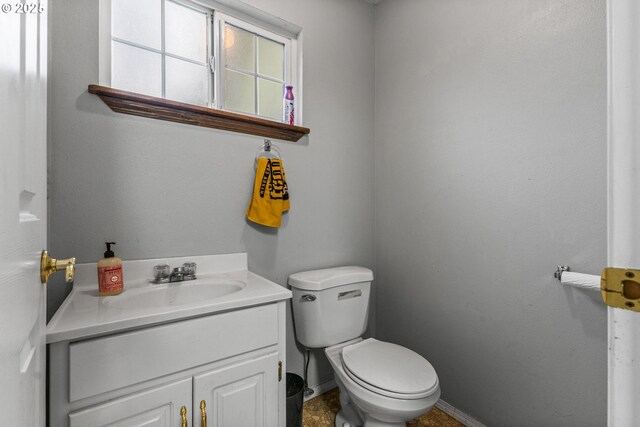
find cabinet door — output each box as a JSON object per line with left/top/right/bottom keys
{"left": 193, "top": 352, "right": 279, "bottom": 427}
{"left": 69, "top": 378, "right": 192, "bottom": 427}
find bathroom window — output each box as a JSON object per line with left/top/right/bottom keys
{"left": 218, "top": 15, "right": 290, "bottom": 121}
{"left": 99, "top": 0, "right": 300, "bottom": 123}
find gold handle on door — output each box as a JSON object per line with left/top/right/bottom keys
{"left": 40, "top": 250, "right": 75, "bottom": 284}
{"left": 181, "top": 406, "right": 188, "bottom": 427}
{"left": 200, "top": 400, "right": 207, "bottom": 427}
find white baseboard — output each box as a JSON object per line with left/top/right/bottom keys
{"left": 435, "top": 399, "right": 486, "bottom": 427}
{"left": 303, "top": 379, "right": 337, "bottom": 402}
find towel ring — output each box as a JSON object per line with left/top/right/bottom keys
{"left": 255, "top": 139, "right": 281, "bottom": 161}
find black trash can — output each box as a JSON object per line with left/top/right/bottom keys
{"left": 286, "top": 373, "right": 304, "bottom": 427}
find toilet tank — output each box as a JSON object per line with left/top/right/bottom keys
{"left": 288, "top": 266, "right": 373, "bottom": 348}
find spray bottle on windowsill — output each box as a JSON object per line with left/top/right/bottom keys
{"left": 283, "top": 85, "right": 294, "bottom": 125}
{"left": 97, "top": 242, "right": 124, "bottom": 296}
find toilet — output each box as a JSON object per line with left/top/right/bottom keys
{"left": 289, "top": 266, "right": 441, "bottom": 427}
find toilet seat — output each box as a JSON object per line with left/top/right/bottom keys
{"left": 341, "top": 338, "right": 439, "bottom": 400}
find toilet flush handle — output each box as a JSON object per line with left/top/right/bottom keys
{"left": 301, "top": 294, "right": 316, "bottom": 302}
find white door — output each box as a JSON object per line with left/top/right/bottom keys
{"left": 0, "top": 2, "right": 48, "bottom": 426}
{"left": 69, "top": 378, "right": 193, "bottom": 427}
{"left": 608, "top": 0, "right": 640, "bottom": 425}
{"left": 193, "top": 352, "right": 280, "bottom": 427}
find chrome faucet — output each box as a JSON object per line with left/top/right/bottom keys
{"left": 151, "top": 262, "right": 197, "bottom": 284}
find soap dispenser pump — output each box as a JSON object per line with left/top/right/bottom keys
{"left": 97, "top": 242, "right": 124, "bottom": 296}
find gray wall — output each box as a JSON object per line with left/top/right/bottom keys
{"left": 50, "top": 0, "right": 608, "bottom": 421}
{"left": 374, "top": 1, "right": 607, "bottom": 426}
{"left": 48, "top": 0, "right": 375, "bottom": 388}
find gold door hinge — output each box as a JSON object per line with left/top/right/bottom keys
{"left": 601, "top": 267, "right": 640, "bottom": 311}
{"left": 278, "top": 361, "right": 282, "bottom": 382}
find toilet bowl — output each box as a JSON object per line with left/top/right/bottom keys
{"left": 325, "top": 338, "right": 440, "bottom": 427}
{"left": 288, "top": 266, "right": 441, "bottom": 427}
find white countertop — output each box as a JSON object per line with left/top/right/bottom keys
{"left": 46, "top": 253, "right": 291, "bottom": 343}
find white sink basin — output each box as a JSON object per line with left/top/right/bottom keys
{"left": 46, "top": 254, "right": 293, "bottom": 343}
{"left": 104, "top": 279, "right": 246, "bottom": 309}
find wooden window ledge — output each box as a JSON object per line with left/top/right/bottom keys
{"left": 88, "top": 85, "right": 310, "bottom": 142}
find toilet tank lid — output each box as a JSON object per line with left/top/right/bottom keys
{"left": 288, "top": 266, "right": 373, "bottom": 291}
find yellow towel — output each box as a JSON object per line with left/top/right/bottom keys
{"left": 246, "top": 157, "right": 290, "bottom": 227}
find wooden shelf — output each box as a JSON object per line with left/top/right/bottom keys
{"left": 88, "top": 85, "right": 310, "bottom": 142}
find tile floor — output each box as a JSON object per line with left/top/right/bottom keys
{"left": 302, "top": 388, "right": 464, "bottom": 427}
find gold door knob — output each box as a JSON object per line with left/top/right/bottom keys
{"left": 40, "top": 250, "right": 76, "bottom": 284}
{"left": 200, "top": 400, "right": 207, "bottom": 427}
{"left": 181, "top": 406, "right": 188, "bottom": 427}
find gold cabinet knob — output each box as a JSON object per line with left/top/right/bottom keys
{"left": 200, "top": 400, "right": 207, "bottom": 427}
{"left": 180, "top": 406, "right": 188, "bottom": 427}
{"left": 40, "top": 250, "right": 76, "bottom": 284}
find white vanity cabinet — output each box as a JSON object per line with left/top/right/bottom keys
{"left": 68, "top": 378, "right": 192, "bottom": 427}
{"left": 48, "top": 301, "right": 287, "bottom": 427}
{"left": 193, "top": 352, "right": 280, "bottom": 426}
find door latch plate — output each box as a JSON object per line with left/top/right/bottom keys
{"left": 601, "top": 267, "right": 640, "bottom": 311}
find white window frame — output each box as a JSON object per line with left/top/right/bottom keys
{"left": 99, "top": 0, "right": 302, "bottom": 124}
{"left": 214, "top": 12, "right": 299, "bottom": 123}
{"left": 99, "top": 0, "right": 214, "bottom": 106}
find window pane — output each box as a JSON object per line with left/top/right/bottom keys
{"left": 225, "top": 70, "right": 255, "bottom": 115}
{"left": 165, "top": 57, "right": 208, "bottom": 106}
{"left": 112, "top": 0, "right": 161, "bottom": 50}
{"left": 112, "top": 41, "right": 162, "bottom": 97}
{"left": 224, "top": 25, "right": 255, "bottom": 72}
{"left": 258, "top": 79, "right": 283, "bottom": 121}
{"left": 165, "top": 1, "right": 207, "bottom": 63}
{"left": 257, "top": 37, "right": 284, "bottom": 81}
